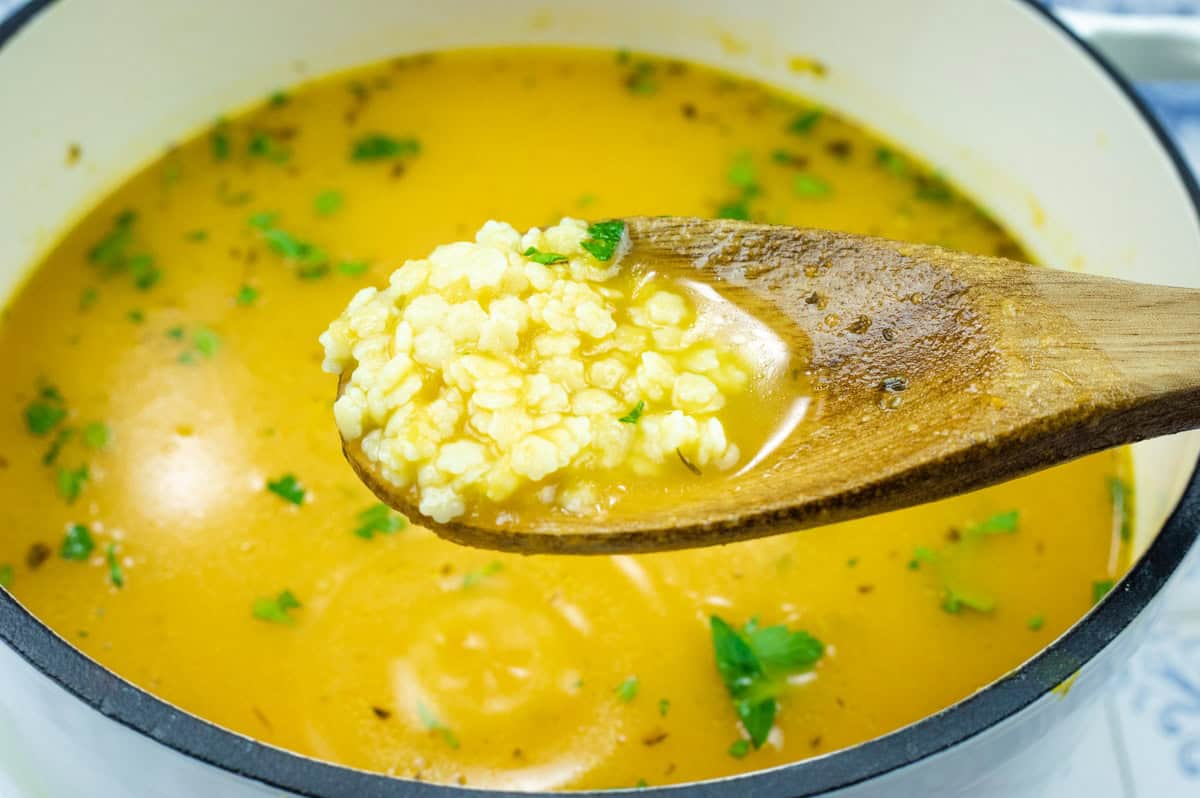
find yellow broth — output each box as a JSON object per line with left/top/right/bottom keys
{"left": 0, "top": 48, "right": 1130, "bottom": 790}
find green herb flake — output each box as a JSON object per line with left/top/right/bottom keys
{"left": 941, "top": 587, "right": 996, "bottom": 615}
{"left": 79, "top": 287, "right": 99, "bottom": 311}
{"left": 787, "top": 109, "right": 823, "bottom": 135}
{"left": 915, "top": 174, "right": 954, "bottom": 204}
{"left": 728, "top": 151, "right": 758, "bottom": 192}
{"left": 416, "top": 702, "right": 460, "bottom": 749}
{"left": 252, "top": 589, "right": 302, "bottom": 624}
{"left": 618, "top": 400, "right": 645, "bottom": 424}
{"left": 351, "top": 134, "right": 421, "bottom": 161}
{"left": 1093, "top": 579, "right": 1116, "bottom": 604}
{"left": 82, "top": 422, "right": 110, "bottom": 450}
{"left": 314, "top": 190, "right": 344, "bottom": 216}
{"left": 266, "top": 474, "right": 305, "bottom": 505}
{"left": 42, "top": 427, "right": 73, "bottom": 466}
{"left": 615, "top": 676, "right": 640, "bottom": 703}
{"left": 793, "top": 173, "right": 832, "bottom": 198}
{"left": 337, "top": 261, "right": 369, "bottom": 277}
{"left": 0, "top": 564, "right": 12, "bottom": 588}
{"left": 716, "top": 199, "right": 752, "bottom": 221}
{"left": 210, "top": 122, "right": 231, "bottom": 162}
{"left": 875, "top": 147, "right": 908, "bottom": 176}
{"left": 1108, "top": 477, "right": 1133, "bottom": 542}
{"left": 658, "top": 698, "right": 670, "bottom": 717}
{"left": 728, "top": 739, "right": 751, "bottom": 759}
{"left": 247, "top": 132, "right": 290, "bottom": 164}
{"left": 966, "top": 510, "right": 1019, "bottom": 537}
{"left": 907, "top": 545, "right": 936, "bottom": 570}
{"left": 268, "top": 90, "right": 290, "bottom": 107}
{"left": 235, "top": 284, "right": 259, "bottom": 306}
{"left": 523, "top": 246, "right": 569, "bottom": 265}
{"left": 1027, "top": 614, "right": 1045, "bottom": 631}
{"left": 127, "top": 309, "right": 146, "bottom": 324}
{"left": 166, "top": 326, "right": 185, "bottom": 341}
{"left": 185, "top": 230, "right": 209, "bottom": 242}
{"left": 192, "top": 326, "right": 221, "bottom": 358}
{"left": 354, "top": 503, "right": 408, "bottom": 539}
{"left": 57, "top": 465, "right": 89, "bottom": 504}
{"left": 710, "top": 615, "right": 824, "bottom": 749}
{"left": 462, "top": 560, "right": 503, "bottom": 589}
{"left": 580, "top": 220, "right": 626, "bottom": 262}
{"left": 106, "top": 543, "right": 124, "bottom": 588}
{"left": 60, "top": 523, "right": 94, "bottom": 561}
{"left": 248, "top": 211, "right": 278, "bottom": 230}
{"left": 25, "top": 387, "right": 67, "bottom": 437}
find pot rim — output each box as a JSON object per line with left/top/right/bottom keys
{"left": 1, "top": 1, "right": 1198, "bottom": 796}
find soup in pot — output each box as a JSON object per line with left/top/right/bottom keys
{"left": 0, "top": 48, "right": 1130, "bottom": 790}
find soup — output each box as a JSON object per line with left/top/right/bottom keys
{"left": 0, "top": 48, "right": 1130, "bottom": 790}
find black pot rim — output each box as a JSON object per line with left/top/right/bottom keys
{"left": 1, "top": 1, "right": 1199, "bottom": 796}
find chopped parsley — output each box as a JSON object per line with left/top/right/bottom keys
{"left": 462, "top": 561, "right": 503, "bottom": 589}
{"left": 915, "top": 174, "right": 954, "bottom": 203}
{"left": 625, "top": 60, "right": 658, "bottom": 95}
{"left": 248, "top": 212, "right": 331, "bottom": 277}
{"left": 718, "top": 151, "right": 761, "bottom": 221}
{"left": 252, "top": 589, "right": 302, "bottom": 624}
{"left": 235, "top": 284, "right": 259, "bottom": 305}
{"left": 965, "top": 510, "right": 1019, "bottom": 537}
{"left": 314, "top": 190, "right": 344, "bottom": 216}
{"left": 60, "top": 523, "right": 94, "bottom": 561}
{"left": 618, "top": 400, "right": 645, "bottom": 424}
{"left": 710, "top": 615, "right": 824, "bottom": 749}
{"left": 25, "top": 385, "right": 67, "bottom": 436}
{"left": 1108, "top": 477, "right": 1132, "bottom": 542}
{"left": 192, "top": 326, "right": 221, "bottom": 358}
{"left": 57, "top": 465, "right": 89, "bottom": 503}
{"left": 615, "top": 676, "right": 640, "bottom": 703}
{"left": 1093, "top": 579, "right": 1115, "bottom": 604}
{"left": 79, "top": 287, "right": 99, "bottom": 311}
{"left": 793, "top": 173, "right": 832, "bottom": 198}
{"left": 210, "top": 120, "right": 231, "bottom": 161}
{"left": 127, "top": 309, "right": 146, "bottom": 324}
{"left": 0, "top": 564, "right": 12, "bottom": 589}
{"left": 354, "top": 503, "right": 407, "bottom": 539}
{"left": 42, "top": 427, "right": 73, "bottom": 466}
{"left": 580, "top": 220, "right": 626, "bottom": 262}
{"left": 337, "top": 261, "right": 369, "bottom": 277}
{"left": 523, "top": 246, "right": 568, "bottom": 265}
{"left": 185, "top": 230, "right": 208, "bottom": 242}
{"left": 728, "top": 739, "right": 751, "bottom": 759}
{"left": 875, "top": 147, "right": 908, "bottom": 176}
{"left": 787, "top": 109, "right": 823, "bottom": 135}
{"left": 1027, "top": 614, "right": 1045, "bottom": 631}
{"left": 416, "top": 702, "right": 460, "bottom": 749}
{"left": 267, "top": 474, "right": 305, "bottom": 505}
{"left": 82, "top": 422, "right": 110, "bottom": 450}
{"left": 907, "top": 544, "right": 936, "bottom": 570}
{"left": 658, "top": 698, "right": 670, "bottom": 716}
{"left": 106, "top": 543, "right": 124, "bottom": 588}
{"left": 247, "top": 131, "right": 291, "bottom": 164}
{"left": 268, "top": 90, "right": 290, "bottom": 107}
{"left": 87, "top": 211, "right": 161, "bottom": 291}
{"left": 351, "top": 134, "right": 421, "bottom": 161}
{"left": 941, "top": 587, "right": 995, "bottom": 614}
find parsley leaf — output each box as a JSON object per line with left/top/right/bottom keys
{"left": 247, "top": 131, "right": 290, "bottom": 164}
{"left": 416, "top": 702, "right": 460, "bottom": 749}
{"left": 523, "top": 246, "right": 568, "bottom": 265}
{"left": 941, "top": 587, "right": 995, "bottom": 614}
{"left": 965, "top": 510, "right": 1019, "bottom": 537}
{"left": 1093, "top": 579, "right": 1115, "bottom": 604}
{"left": 42, "top": 427, "right": 74, "bottom": 466}
{"left": 252, "top": 589, "right": 302, "bottom": 624}
{"left": 87, "top": 211, "right": 161, "bottom": 291}
{"left": 60, "top": 523, "right": 94, "bottom": 561}
{"left": 354, "top": 503, "right": 407, "bottom": 539}
{"left": 793, "top": 173, "right": 832, "bottom": 198}
{"left": 82, "top": 422, "right": 111, "bottom": 450}
{"left": 1027, "top": 614, "right": 1045, "bottom": 631}
{"left": 728, "top": 739, "right": 750, "bottom": 758}
{"left": 658, "top": 698, "right": 670, "bottom": 716}
{"left": 915, "top": 174, "right": 954, "bottom": 203}
{"left": 710, "top": 616, "right": 823, "bottom": 749}
{"left": 615, "top": 676, "right": 640, "bottom": 703}
{"left": 580, "top": 220, "right": 626, "bottom": 262}
{"left": 210, "top": 122, "right": 231, "bottom": 161}
{"left": 236, "top": 284, "right": 259, "bottom": 305}
{"left": 1108, "top": 477, "right": 1132, "bottom": 542}
{"left": 618, "top": 400, "right": 645, "bottom": 424}
{"left": 25, "top": 385, "right": 67, "bottom": 436}
{"left": 267, "top": 474, "right": 305, "bottom": 505}
{"left": 351, "top": 134, "right": 421, "bottom": 161}
{"left": 728, "top": 151, "right": 758, "bottom": 192}
{"left": 716, "top": 199, "right": 752, "bottom": 221}
{"left": 106, "top": 543, "right": 124, "bottom": 588}
{"left": 57, "top": 465, "right": 89, "bottom": 504}
{"left": 337, "top": 261, "right": 369, "bottom": 277}
{"left": 192, "top": 326, "right": 221, "bottom": 358}
{"left": 462, "top": 561, "right": 503, "bottom": 589}
{"left": 314, "top": 190, "right": 344, "bottom": 216}
{"left": 0, "top": 564, "right": 12, "bottom": 589}
{"left": 787, "top": 109, "right": 823, "bottom": 135}
{"left": 875, "top": 147, "right": 908, "bottom": 176}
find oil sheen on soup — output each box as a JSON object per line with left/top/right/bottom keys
{"left": 0, "top": 49, "right": 1132, "bottom": 790}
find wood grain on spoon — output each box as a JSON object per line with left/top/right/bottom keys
{"left": 340, "top": 216, "right": 1200, "bottom": 554}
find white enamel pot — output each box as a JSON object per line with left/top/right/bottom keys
{"left": 1, "top": 1, "right": 1198, "bottom": 796}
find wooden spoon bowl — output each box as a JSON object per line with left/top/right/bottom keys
{"left": 340, "top": 217, "right": 1200, "bottom": 554}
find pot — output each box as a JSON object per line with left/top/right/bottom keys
{"left": 0, "top": 1, "right": 1198, "bottom": 796}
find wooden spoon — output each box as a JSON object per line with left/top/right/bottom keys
{"left": 340, "top": 216, "right": 1200, "bottom": 555}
